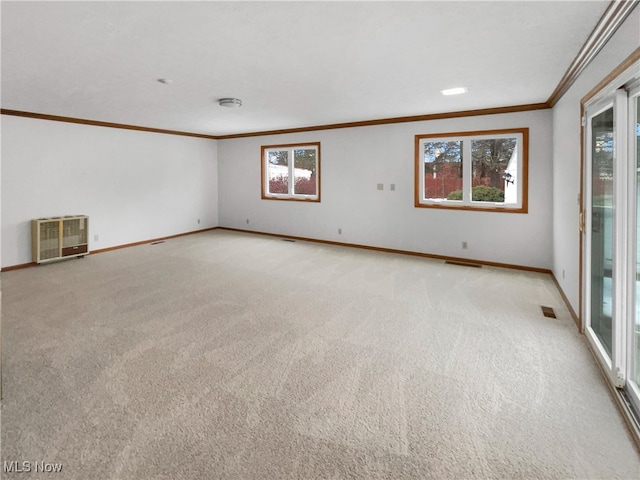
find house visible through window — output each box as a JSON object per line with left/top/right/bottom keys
{"left": 261, "top": 143, "right": 320, "bottom": 201}
{"left": 415, "top": 128, "right": 528, "bottom": 212}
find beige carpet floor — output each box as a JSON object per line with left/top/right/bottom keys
{"left": 1, "top": 229, "right": 639, "bottom": 479}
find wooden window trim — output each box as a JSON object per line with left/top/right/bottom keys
{"left": 414, "top": 128, "right": 529, "bottom": 213}
{"left": 261, "top": 142, "right": 321, "bottom": 202}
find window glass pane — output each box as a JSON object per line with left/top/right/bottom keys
{"left": 293, "top": 148, "right": 317, "bottom": 195}
{"left": 591, "top": 106, "right": 614, "bottom": 357}
{"left": 471, "top": 138, "right": 517, "bottom": 203}
{"left": 423, "top": 140, "right": 463, "bottom": 200}
{"left": 268, "top": 150, "right": 289, "bottom": 194}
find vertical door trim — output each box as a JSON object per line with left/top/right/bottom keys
{"left": 614, "top": 88, "right": 629, "bottom": 386}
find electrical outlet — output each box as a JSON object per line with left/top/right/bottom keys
{"left": 390, "top": 184, "right": 396, "bottom": 191}
{"left": 338, "top": 228, "right": 342, "bottom": 235}
{"left": 197, "top": 218, "right": 200, "bottom": 224}
{"left": 562, "top": 269, "right": 565, "bottom": 279}
{"left": 462, "top": 241, "right": 468, "bottom": 249}
{"left": 246, "top": 218, "right": 249, "bottom": 224}
{"left": 377, "top": 183, "right": 384, "bottom": 190}
{"left": 94, "top": 234, "right": 99, "bottom": 242}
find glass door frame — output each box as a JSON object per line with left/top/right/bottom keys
{"left": 581, "top": 60, "right": 640, "bottom": 409}
{"left": 625, "top": 84, "right": 640, "bottom": 415}
{"left": 583, "top": 93, "right": 626, "bottom": 388}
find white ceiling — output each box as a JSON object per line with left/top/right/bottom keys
{"left": 1, "top": 1, "right": 610, "bottom": 136}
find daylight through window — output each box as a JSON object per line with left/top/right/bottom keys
{"left": 261, "top": 143, "right": 321, "bottom": 201}
{"left": 415, "top": 128, "right": 528, "bottom": 212}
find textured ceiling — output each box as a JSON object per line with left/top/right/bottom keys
{"left": 1, "top": 1, "right": 610, "bottom": 136}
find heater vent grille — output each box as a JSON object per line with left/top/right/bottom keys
{"left": 541, "top": 306, "right": 557, "bottom": 318}
{"left": 32, "top": 215, "right": 89, "bottom": 264}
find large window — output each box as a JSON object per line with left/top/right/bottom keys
{"left": 415, "top": 128, "right": 528, "bottom": 212}
{"left": 261, "top": 143, "right": 320, "bottom": 201}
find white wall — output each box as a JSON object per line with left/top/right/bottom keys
{"left": 218, "top": 109, "right": 553, "bottom": 270}
{"left": 1, "top": 116, "right": 218, "bottom": 268}
{"left": 552, "top": 7, "right": 640, "bottom": 314}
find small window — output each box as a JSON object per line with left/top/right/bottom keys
{"left": 415, "top": 128, "right": 528, "bottom": 212}
{"left": 261, "top": 143, "right": 320, "bottom": 201}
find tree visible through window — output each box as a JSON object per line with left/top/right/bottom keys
{"left": 470, "top": 138, "right": 516, "bottom": 201}
{"left": 262, "top": 143, "right": 320, "bottom": 201}
{"left": 415, "top": 128, "right": 527, "bottom": 212}
{"left": 423, "top": 140, "right": 463, "bottom": 200}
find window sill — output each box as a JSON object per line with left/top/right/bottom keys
{"left": 262, "top": 196, "right": 320, "bottom": 203}
{"left": 415, "top": 202, "right": 527, "bottom": 213}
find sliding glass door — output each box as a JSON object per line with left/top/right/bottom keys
{"left": 589, "top": 104, "right": 614, "bottom": 359}
{"left": 585, "top": 98, "right": 622, "bottom": 386}
{"left": 583, "top": 73, "right": 640, "bottom": 416}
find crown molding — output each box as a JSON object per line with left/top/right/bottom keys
{"left": 215, "top": 103, "right": 550, "bottom": 140}
{"left": 2, "top": 103, "right": 551, "bottom": 140}
{"left": 547, "top": 0, "right": 639, "bottom": 107}
{"left": 0, "top": 109, "right": 219, "bottom": 140}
